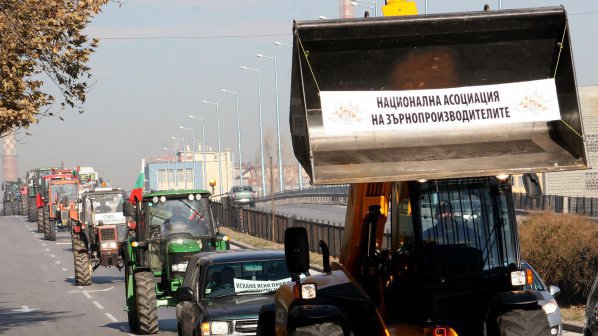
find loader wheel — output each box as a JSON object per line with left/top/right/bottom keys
{"left": 72, "top": 234, "right": 91, "bottom": 286}
{"left": 126, "top": 266, "right": 139, "bottom": 333}
{"left": 292, "top": 322, "right": 345, "bottom": 336}
{"left": 134, "top": 272, "right": 159, "bottom": 334}
{"left": 496, "top": 309, "right": 551, "bottom": 336}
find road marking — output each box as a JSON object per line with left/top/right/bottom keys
{"left": 105, "top": 313, "right": 118, "bottom": 323}
{"left": 56, "top": 242, "right": 71, "bottom": 245}
{"left": 45, "top": 248, "right": 50, "bottom": 252}
{"left": 42, "top": 243, "right": 46, "bottom": 246}
{"left": 62, "top": 268, "right": 67, "bottom": 272}
{"left": 55, "top": 261, "right": 61, "bottom": 265}
{"left": 84, "top": 286, "right": 114, "bottom": 293}
{"left": 11, "top": 306, "right": 39, "bottom": 313}
{"left": 83, "top": 291, "right": 92, "bottom": 299}
{"left": 50, "top": 254, "right": 55, "bottom": 258}
{"left": 92, "top": 301, "right": 104, "bottom": 310}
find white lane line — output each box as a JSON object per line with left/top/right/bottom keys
{"left": 92, "top": 301, "right": 104, "bottom": 310}
{"left": 83, "top": 291, "right": 92, "bottom": 299}
{"left": 42, "top": 243, "right": 46, "bottom": 246}
{"left": 105, "top": 313, "right": 118, "bottom": 323}
{"left": 62, "top": 268, "right": 67, "bottom": 272}
{"left": 56, "top": 242, "right": 71, "bottom": 245}
{"left": 50, "top": 254, "right": 55, "bottom": 258}
{"left": 55, "top": 260, "right": 61, "bottom": 265}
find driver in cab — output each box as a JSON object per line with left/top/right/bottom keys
{"left": 164, "top": 206, "right": 189, "bottom": 232}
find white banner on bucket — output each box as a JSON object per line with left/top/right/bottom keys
{"left": 233, "top": 278, "right": 291, "bottom": 293}
{"left": 320, "top": 78, "right": 560, "bottom": 133}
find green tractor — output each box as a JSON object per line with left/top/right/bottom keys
{"left": 124, "top": 189, "right": 230, "bottom": 334}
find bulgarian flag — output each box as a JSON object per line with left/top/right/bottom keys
{"left": 129, "top": 159, "right": 145, "bottom": 203}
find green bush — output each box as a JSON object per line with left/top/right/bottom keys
{"left": 519, "top": 211, "right": 598, "bottom": 305}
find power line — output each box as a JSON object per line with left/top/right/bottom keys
{"left": 97, "top": 33, "right": 291, "bottom": 40}
{"left": 569, "top": 10, "right": 598, "bottom": 16}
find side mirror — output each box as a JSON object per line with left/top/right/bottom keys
{"left": 548, "top": 285, "right": 560, "bottom": 297}
{"left": 523, "top": 173, "right": 542, "bottom": 199}
{"left": 124, "top": 202, "right": 134, "bottom": 217}
{"left": 176, "top": 286, "right": 194, "bottom": 302}
{"left": 284, "top": 227, "right": 310, "bottom": 277}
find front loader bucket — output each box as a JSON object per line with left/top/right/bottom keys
{"left": 290, "top": 6, "right": 588, "bottom": 184}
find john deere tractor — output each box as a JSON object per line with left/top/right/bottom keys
{"left": 71, "top": 188, "right": 135, "bottom": 285}
{"left": 125, "top": 189, "right": 230, "bottom": 334}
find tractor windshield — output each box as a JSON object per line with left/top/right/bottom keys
{"left": 147, "top": 198, "right": 214, "bottom": 239}
{"left": 50, "top": 182, "right": 78, "bottom": 203}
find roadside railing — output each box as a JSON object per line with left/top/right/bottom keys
{"left": 214, "top": 189, "right": 598, "bottom": 258}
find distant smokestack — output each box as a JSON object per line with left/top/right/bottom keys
{"left": 341, "top": 0, "right": 352, "bottom": 18}
{"left": 2, "top": 133, "right": 17, "bottom": 182}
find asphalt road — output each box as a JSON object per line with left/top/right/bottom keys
{"left": 0, "top": 214, "right": 582, "bottom": 336}
{"left": 0, "top": 215, "right": 177, "bottom": 336}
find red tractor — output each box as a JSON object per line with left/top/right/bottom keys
{"left": 40, "top": 175, "right": 79, "bottom": 241}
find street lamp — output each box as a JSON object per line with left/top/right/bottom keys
{"left": 163, "top": 147, "right": 178, "bottom": 187}
{"left": 180, "top": 126, "right": 196, "bottom": 189}
{"left": 257, "top": 53, "right": 284, "bottom": 193}
{"left": 221, "top": 88, "right": 243, "bottom": 186}
{"left": 274, "top": 42, "right": 303, "bottom": 189}
{"left": 188, "top": 115, "right": 206, "bottom": 190}
{"left": 351, "top": 0, "right": 377, "bottom": 17}
{"left": 171, "top": 136, "right": 187, "bottom": 188}
{"left": 241, "top": 66, "right": 267, "bottom": 196}
{"left": 202, "top": 100, "right": 223, "bottom": 195}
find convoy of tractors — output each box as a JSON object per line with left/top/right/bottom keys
{"left": 0, "top": 3, "right": 590, "bottom": 336}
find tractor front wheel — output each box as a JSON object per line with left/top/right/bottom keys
{"left": 43, "top": 209, "right": 50, "bottom": 240}
{"left": 134, "top": 272, "right": 159, "bottom": 334}
{"left": 37, "top": 207, "right": 43, "bottom": 232}
{"left": 497, "top": 309, "right": 551, "bottom": 336}
{"left": 4, "top": 202, "right": 13, "bottom": 216}
{"left": 49, "top": 221, "right": 56, "bottom": 241}
{"left": 72, "top": 233, "right": 91, "bottom": 286}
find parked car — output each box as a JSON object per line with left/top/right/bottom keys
{"left": 175, "top": 249, "right": 303, "bottom": 336}
{"left": 228, "top": 185, "right": 256, "bottom": 207}
{"left": 585, "top": 274, "right": 598, "bottom": 336}
{"left": 521, "top": 260, "right": 563, "bottom": 336}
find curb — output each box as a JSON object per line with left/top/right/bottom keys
{"left": 563, "top": 321, "right": 584, "bottom": 334}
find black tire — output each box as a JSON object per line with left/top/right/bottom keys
{"left": 21, "top": 197, "right": 28, "bottom": 217}
{"left": 72, "top": 233, "right": 92, "bottom": 285}
{"left": 126, "top": 266, "right": 140, "bottom": 333}
{"left": 49, "top": 221, "right": 56, "bottom": 241}
{"left": 4, "top": 202, "right": 13, "bottom": 216}
{"left": 37, "top": 207, "right": 43, "bottom": 233}
{"left": 292, "top": 322, "right": 345, "bottom": 336}
{"left": 43, "top": 209, "right": 50, "bottom": 240}
{"left": 497, "top": 309, "right": 551, "bottom": 336}
{"left": 28, "top": 198, "right": 36, "bottom": 222}
{"left": 134, "top": 272, "right": 159, "bottom": 334}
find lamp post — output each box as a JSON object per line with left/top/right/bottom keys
{"left": 220, "top": 88, "right": 243, "bottom": 186}
{"left": 163, "top": 147, "right": 178, "bottom": 187}
{"left": 350, "top": 1, "right": 375, "bottom": 16}
{"left": 201, "top": 100, "right": 223, "bottom": 195}
{"left": 257, "top": 53, "right": 284, "bottom": 193}
{"left": 171, "top": 136, "right": 187, "bottom": 188}
{"left": 179, "top": 126, "right": 196, "bottom": 189}
{"left": 274, "top": 42, "right": 303, "bottom": 189}
{"left": 188, "top": 115, "right": 206, "bottom": 190}
{"left": 241, "top": 66, "right": 267, "bottom": 196}
{"left": 351, "top": 0, "right": 377, "bottom": 16}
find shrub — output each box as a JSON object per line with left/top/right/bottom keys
{"left": 519, "top": 211, "right": 598, "bottom": 305}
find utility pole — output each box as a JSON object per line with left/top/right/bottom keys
{"left": 270, "top": 156, "right": 275, "bottom": 242}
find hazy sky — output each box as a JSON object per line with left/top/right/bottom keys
{"left": 9, "top": 0, "right": 598, "bottom": 189}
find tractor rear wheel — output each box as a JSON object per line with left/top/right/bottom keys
{"left": 72, "top": 234, "right": 91, "bottom": 286}
{"left": 28, "top": 198, "right": 36, "bottom": 222}
{"left": 43, "top": 209, "right": 50, "bottom": 239}
{"left": 21, "top": 197, "right": 28, "bottom": 217}
{"left": 497, "top": 309, "right": 551, "bottom": 336}
{"left": 126, "top": 266, "right": 139, "bottom": 333}
{"left": 4, "top": 202, "right": 13, "bottom": 216}
{"left": 134, "top": 272, "right": 159, "bottom": 334}
{"left": 37, "top": 207, "right": 43, "bottom": 232}
{"left": 49, "top": 221, "right": 56, "bottom": 241}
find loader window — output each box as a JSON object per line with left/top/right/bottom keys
{"left": 417, "top": 178, "right": 517, "bottom": 277}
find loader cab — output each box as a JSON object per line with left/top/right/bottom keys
{"left": 386, "top": 176, "right": 523, "bottom": 329}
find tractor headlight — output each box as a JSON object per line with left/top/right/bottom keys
{"left": 171, "top": 263, "right": 188, "bottom": 273}
{"left": 100, "top": 241, "right": 118, "bottom": 249}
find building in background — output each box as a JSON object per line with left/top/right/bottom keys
{"left": 544, "top": 86, "right": 598, "bottom": 197}
{"left": 144, "top": 144, "right": 233, "bottom": 195}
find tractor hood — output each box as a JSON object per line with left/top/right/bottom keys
{"left": 289, "top": 6, "right": 588, "bottom": 184}
{"left": 167, "top": 237, "right": 201, "bottom": 254}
